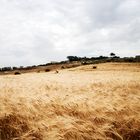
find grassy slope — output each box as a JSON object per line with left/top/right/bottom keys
{"left": 0, "top": 63, "right": 140, "bottom": 140}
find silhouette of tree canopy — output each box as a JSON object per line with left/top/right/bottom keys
{"left": 110, "top": 53, "right": 116, "bottom": 57}
{"left": 67, "top": 56, "right": 80, "bottom": 61}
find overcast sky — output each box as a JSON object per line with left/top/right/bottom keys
{"left": 0, "top": 0, "right": 140, "bottom": 67}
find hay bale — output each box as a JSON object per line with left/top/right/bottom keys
{"left": 61, "top": 66, "right": 65, "bottom": 69}
{"left": 93, "top": 66, "right": 97, "bottom": 69}
{"left": 14, "top": 72, "right": 21, "bottom": 75}
{"left": 45, "top": 69, "right": 50, "bottom": 72}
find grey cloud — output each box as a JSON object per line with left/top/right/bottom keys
{"left": 0, "top": 0, "right": 140, "bottom": 67}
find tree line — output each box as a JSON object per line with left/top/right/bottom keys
{"left": 0, "top": 53, "right": 140, "bottom": 72}
{"left": 66, "top": 53, "right": 140, "bottom": 62}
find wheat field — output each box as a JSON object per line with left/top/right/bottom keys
{"left": 0, "top": 63, "right": 140, "bottom": 140}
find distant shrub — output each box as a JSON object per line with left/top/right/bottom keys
{"left": 14, "top": 72, "right": 21, "bottom": 75}
{"left": 45, "top": 69, "right": 50, "bottom": 72}
{"left": 81, "top": 62, "right": 88, "bottom": 65}
{"left": 13, "top": 67, "right": 18, "bottom": 70}
{"left": 1, "top": 67, "right": 12, "bottom": 71}
{"left": 106, "top": 59, "right": 111, "bottom": 62}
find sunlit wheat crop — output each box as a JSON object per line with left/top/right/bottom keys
{"left": 0, "top": 63, "right": 140, "bottom": 140}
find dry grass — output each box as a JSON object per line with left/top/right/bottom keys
{"left": 0, "top": 63, "right": 140, "bottom": 140}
